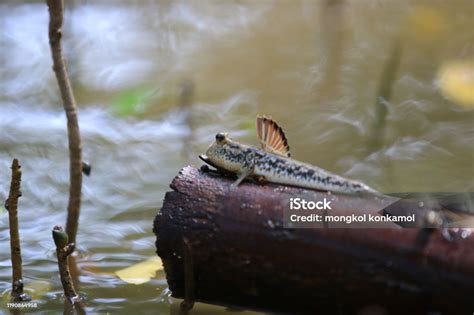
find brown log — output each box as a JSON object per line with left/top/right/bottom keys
{"left": 154, "top": 166, "right": 474, "bottom": 314}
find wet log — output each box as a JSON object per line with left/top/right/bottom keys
{"left": 154, "top": 166, "right": 474, "bottom": 314}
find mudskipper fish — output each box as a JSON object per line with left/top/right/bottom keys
{"left": 200, "top": 116, "right": 379, "bottom": 195}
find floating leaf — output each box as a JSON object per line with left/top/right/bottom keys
{"left": 437, "top": 60, "right": 474, "bottom": 108}
{"left": 2, "top": 291, "right": 10, "bottom": 304}
{"left": 115, "top": 257, "right": 163, "bottom": 285}
{"left": 24, "top": 280, "right": 51, "bottom": 301}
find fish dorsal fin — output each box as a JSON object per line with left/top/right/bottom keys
{"left": 256, "top": 115, "right": 291, "bottom": 157}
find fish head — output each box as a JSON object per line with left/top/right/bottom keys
{"left": 201, "top": 132, "right": 245, "bottom": 173}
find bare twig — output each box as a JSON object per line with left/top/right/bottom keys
{"left": 47, "top": 0, "right": 83, "bottom": 245}
{"left": 52, "top": 226, "right": 80, "bottom": 305}
{"left": 6, "top": 159, "right": 30, "bottom": 302}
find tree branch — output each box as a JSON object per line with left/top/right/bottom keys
{"left": 52, "top": 226, "right": 80, "bottom": 305}
{"left": 6, "top": 159, "right": 30, "bottom": 302}
{"left": 46, "top": 0, "right": 83, "bottom": 245}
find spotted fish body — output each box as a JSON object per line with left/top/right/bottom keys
{"left": 203, "top": 134, "right": 379, "bottom": 195}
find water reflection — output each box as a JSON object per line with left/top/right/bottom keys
{"left": 0, "top": 0, "right": 473, "bottom": 314}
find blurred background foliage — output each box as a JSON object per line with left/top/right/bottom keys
{"left": 0, "top": 0, "right": 473, "bottom": 313}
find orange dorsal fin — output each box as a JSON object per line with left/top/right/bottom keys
{"left": 256, "top": 115, "right": 291, "bottom": 157}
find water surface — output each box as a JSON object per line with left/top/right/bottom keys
{"left": 0, "top": 0, "right": 473, "bottom": 313}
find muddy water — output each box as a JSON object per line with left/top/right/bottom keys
{"left": 0, "top": 0, "right": 473, "bottom": 313}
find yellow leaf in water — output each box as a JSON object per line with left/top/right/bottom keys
{"left": 0, "top": 280, "right": 51, "bottom": 302}
{"left": 115, "top": 256, "right": 163, "bottom": 285}
{"left": 407, "top": 6, "right": 446, "bottom": 39}
{"left": 2, "top": 290, "right": 10, "bottom": 304}
{"left": 438, "top": 60, "right": 474, "bottom": 108}
{"left": 25, "top": 280, "right": 51, "bottom": 300}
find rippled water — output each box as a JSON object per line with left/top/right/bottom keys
{"left": 0, "top": 0, "right": 473, "bottom": 313}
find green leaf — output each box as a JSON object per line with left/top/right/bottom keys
{"left": 111, "top": 87, "right": 154, "bottom": 117}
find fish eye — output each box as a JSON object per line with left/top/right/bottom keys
{"left": 215, "top": 132, "right": 226, "bottom": 142}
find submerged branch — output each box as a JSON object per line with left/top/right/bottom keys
{"left": 6, "top": 159, "right": 30, "bottom": 302}
{"left": 368, "top": 40, "right": 403, "bottom": 151}
{"left": 47, "top": 0, "right": 83, "bottom": 245}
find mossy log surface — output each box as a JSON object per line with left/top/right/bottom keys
{"left": 154, "top": 166, "right": 474, "bottom": 314}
